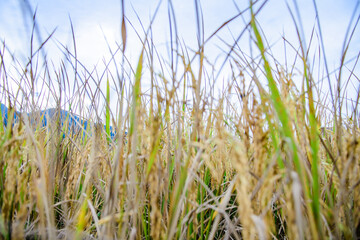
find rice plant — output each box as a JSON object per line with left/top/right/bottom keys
{"left": 0, "top": 0, "right": 359, "bottom": 239}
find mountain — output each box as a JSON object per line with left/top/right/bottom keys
{"left": 0, "top": 103, "right": 116, "bottom": 140}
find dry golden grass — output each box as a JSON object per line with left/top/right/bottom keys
{"left": 0, "top": 1, "right": 359, "bottom": 239}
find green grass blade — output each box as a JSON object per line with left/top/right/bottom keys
{"left": 129, "top": 50, "right": 144, "bottom": 137}
{"left": 106, "top": 78, "right": 111, "bottom": 143}
{"left": 250, "top": 3, "right": 305, "bottom": 185}
{"left": 304, "top": 48, "right": 323, "bottom": 238}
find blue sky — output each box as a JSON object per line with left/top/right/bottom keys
{"left": 0, "top": 0, "right": 359, "bottom": 112}
{"left": 1, "top": 0, "right": 358, "bottom": 66}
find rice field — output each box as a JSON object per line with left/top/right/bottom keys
{"left": 0, "top": 1, "right": 359, "bottom": 239}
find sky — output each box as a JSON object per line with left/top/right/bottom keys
{"left": 0, "top": 0, "right": 359, "bottom": 115}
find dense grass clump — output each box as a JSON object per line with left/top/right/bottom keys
{"left": 0, "top": 1, "right": 359, "bottom": 239}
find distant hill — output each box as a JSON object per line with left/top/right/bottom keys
{"left": 0, "top": 103, "right": 116, "bottom": 140}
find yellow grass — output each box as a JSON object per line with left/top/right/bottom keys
{"left": 0, "top": 1, "right": 359, "bottom": 239}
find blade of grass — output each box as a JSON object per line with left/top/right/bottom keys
{"left": 129, "top": 50, "right": 143, "bottom": 137}
{"left": 106, "top": 78, "right": 111, "bottom": 143}
{"left": 250, "top": 2, "right": 305, "bottom": 184}
{"left": 250, "top": 2, "right": 319, "bottom": 239}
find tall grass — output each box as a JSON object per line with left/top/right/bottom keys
{"left": 0, "top": 0, "right": 359, "bottom": 239}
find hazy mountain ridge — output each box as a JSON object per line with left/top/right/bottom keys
{"left": 0, "top": 102, "right": 116, "bottom": 139}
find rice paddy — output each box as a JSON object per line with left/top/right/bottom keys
{"left": 0, "top": 0, "right": 359, "bottom": 239}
